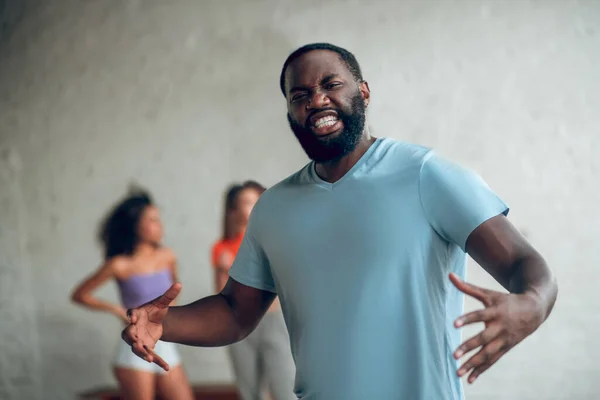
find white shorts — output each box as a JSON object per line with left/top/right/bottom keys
{"left": 114, "top": 339, "right": 181, "bottom": 375}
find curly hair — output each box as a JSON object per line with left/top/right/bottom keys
{"left": 97, "top": 187, "right": 154, "bottom": 260}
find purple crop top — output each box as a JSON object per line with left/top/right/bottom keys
{"left": 117, "top": 269, "right": 173, "bottom": 309}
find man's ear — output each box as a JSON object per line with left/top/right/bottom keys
{"left": 360, "top": 81, "right": 371, "bottom": 108}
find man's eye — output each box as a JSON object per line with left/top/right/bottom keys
{"left": 326, "top": 83, "right": 342, "bottom": 90}
{"left": 292, "top": 93, "right": 307, "bottom": 102}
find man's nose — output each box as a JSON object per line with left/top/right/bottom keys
{"left": 307, "top": 90, "right": 330, "bottom": 110}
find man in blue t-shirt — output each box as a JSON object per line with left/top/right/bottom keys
{"left": 122, "top": 43, "right": 557, "bottom": 400}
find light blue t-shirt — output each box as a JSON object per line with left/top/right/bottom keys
{"left": 229, "top": 138, "right": 509, "bottom": 400}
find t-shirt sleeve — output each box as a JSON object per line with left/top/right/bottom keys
{"left": 418, "top": 151, "right": 509, "bottom": 252}
{"left": 228, "top": 216, "right": 276, "bottom": 293}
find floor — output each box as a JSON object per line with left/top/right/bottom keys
{"left": 77, "top": 384, "right": 240, "bottom": 400}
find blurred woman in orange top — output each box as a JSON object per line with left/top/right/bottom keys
{"left": 211, "top": 181, "right": 296, "bottom": 400}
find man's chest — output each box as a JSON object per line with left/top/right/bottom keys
{"left": 258, "top": 182, "right": 431, "bottom": 285}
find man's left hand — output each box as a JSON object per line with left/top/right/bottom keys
{"left": 449, "top": 273, "right": 545, "bottom": 384}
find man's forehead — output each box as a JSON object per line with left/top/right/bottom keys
{"left": 285, "top": 50, "right": 349, "bottom": 87}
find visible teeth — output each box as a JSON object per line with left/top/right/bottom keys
{"left": 314, "top": 116, "right": 338, "bottom": 128}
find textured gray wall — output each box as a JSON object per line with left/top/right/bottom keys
{"left": 0, "top": 1, "right": 598, "bottom": 399}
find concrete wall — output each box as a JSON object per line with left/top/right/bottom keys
{"left": 0, "top": 1, "right": 598, "bottom": 399}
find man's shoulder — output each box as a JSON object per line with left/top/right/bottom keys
{"left": 261, "top": 164, "right": 312, "bottom": 197}
{"left": 248, "top": 164, "right": 312, "bottom": 220}
{"left": 378, "top": 139, "right": 476, "bottom": 185}
{"left": 375, "top": 137, "right": 434, "bottom": 169}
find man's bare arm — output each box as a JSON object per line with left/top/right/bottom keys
{"left": 465, "top": 214, "right": 557, "bottom": 320}
{"left": 450, "top": 214, "right": 558, "bottom": 383}
{"left": 160, "top": 278, "right": 276, "bottom": 347}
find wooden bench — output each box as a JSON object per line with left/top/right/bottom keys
{"left": 77, "top": 384, "right": 240, "bottom": 400}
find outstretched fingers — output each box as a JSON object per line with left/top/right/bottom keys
{"left": 126, "top": 308, "right": 137, "bottom": 324}
{"left": 153, "top": 283, "right": 182, "bottom": 309}
{"left": 467, "top": 350, "right": 506, "bottom": 383}
{"left": 455, "top": 307, "right": 497, "bottom": 328}
{"left": 454, "top": 324, "right": 501, "bottom": 360}
{"left": 449, "top": 273, "right": 490, "bottom": 304}
{"left": 145, "top": 346, "right": 169, "bottom": 371}
{"left": 458, "top": 337, "right": 508, "bottom": 383}
{"left": 132, "top": 340, "right": 153, "bottom": 363}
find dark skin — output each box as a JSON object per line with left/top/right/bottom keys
{"left": 122, "top": 50, "right": 558, "bottom": 384}
{"left": 287, "top": 50, "right": 374, "bottom": 182}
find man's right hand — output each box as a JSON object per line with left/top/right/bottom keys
{"left": 121, "top": 282, "right": 182, "bottom": 371}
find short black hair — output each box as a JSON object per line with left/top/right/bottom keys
{"left": 279, "top": 43, "right": 363, "bottom": 96}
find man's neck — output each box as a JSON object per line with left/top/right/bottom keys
{"left": 315, "top": 133, "right": 376, "bottom": 183}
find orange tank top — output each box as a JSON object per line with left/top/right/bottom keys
{"left": 211, "top": 233, "right": 244, "bottom": 269}
{"left": 211, "top": 232, "right": 280, "bottom": 311}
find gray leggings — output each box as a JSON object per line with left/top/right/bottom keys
{"left": 228, "top": 310, "right": 296, "bottom": 400}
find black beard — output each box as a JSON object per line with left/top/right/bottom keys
{"left": 287, "top": 92, "right": 366, "bottom": 163}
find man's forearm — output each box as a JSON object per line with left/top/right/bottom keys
{"left": 160, "top": 294, "right": 246, "bottom": 347}
{"left": 509, "top": 254, "right": 558, "bottom": 322}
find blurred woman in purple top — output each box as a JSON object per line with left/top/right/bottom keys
{"left": 71, "top": 187, "right": 193, "bottom": 400}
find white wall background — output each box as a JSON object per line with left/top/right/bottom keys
{"left": 0, "top": 1, "right": 598, "bottom": 399}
